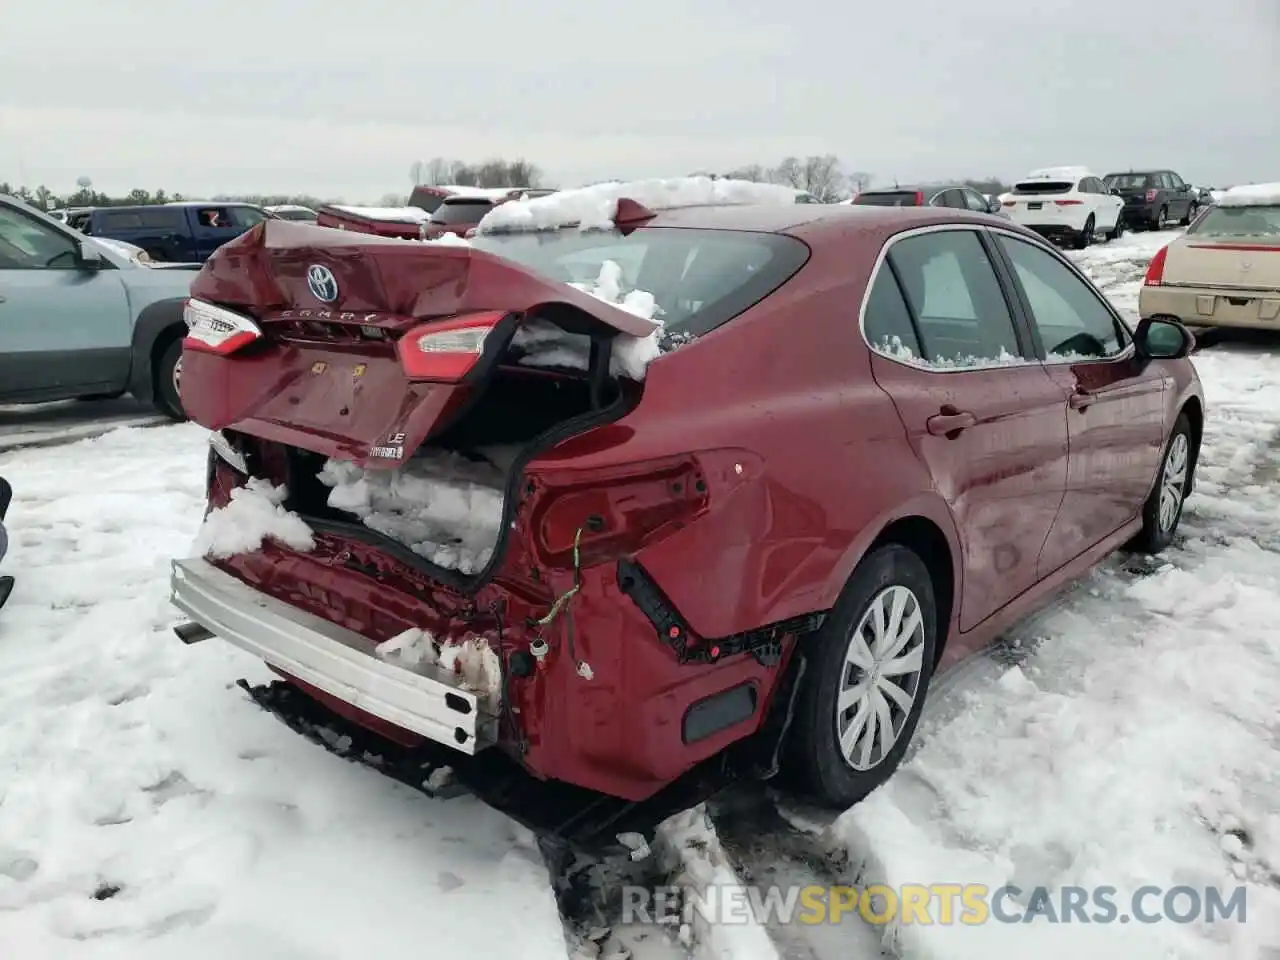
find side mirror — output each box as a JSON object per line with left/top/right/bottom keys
{"left": 987, "top": 198, "right": 1003, "bottom": 214}
{"left": 1135, "top": 316, "right": 1193, "bottom": 361}
{"left": 75, "top": 241, "right": 105, "bottom": 271}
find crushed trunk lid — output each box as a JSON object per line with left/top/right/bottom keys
{"left": 183, "top": 220, "right": 657, "bottom": 468}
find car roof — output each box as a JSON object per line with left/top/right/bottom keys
{"left": 640, "top": 202, "right": 996, "bottom": 238}
{"left": 859, "top": 183, "right": 972, "bottom": 193}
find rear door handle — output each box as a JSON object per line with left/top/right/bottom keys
{"left": 927, "top": 410, "right": 977, "bottom": 436}
{"left": 1068, "top": 389, "right": 1094, "bottom": 410}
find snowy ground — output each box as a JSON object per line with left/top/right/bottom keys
{"left": 2, "top": 227, "right": 1278, "bottom": 960}
{"left": 0, "top": 398, "right": 165, "bottom": 453}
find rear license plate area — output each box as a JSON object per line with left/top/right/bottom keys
{"left": 1028, "top": 202, "right": 1043, "bottom": 210}
{"left": 1228, "top": 297, "right": 1252, "bottom": 307}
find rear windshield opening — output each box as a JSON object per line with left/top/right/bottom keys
{"left": 853, "top": 192, "right": 921, "bottom": 207}
{"left": 408, "top": 188, "right": 448, "bottom": 214}
{"left": 1189, "top": 205, "right": 1280, "bottom": 237}
{"left": 1012, "top": 181, "right": 1075, "bottom": 196}
{"left": 469, "top": 226, "right": 809, "bottom": 341}
{"left": 430, "top": 199, "right": 499, "bottom": 226}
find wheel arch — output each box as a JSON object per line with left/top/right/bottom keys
{"left": 1179, "top": 394, "right": 1204, "bottom": 495}
{"left": 827, "top": 497, "right": 961, "bottom": 669}
{"left": 127, "top": 297, "right": 187, "bottom": 403}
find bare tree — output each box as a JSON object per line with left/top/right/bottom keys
{"left": 425, "top": 157, "right": 452, "bottom": 185}
{"left": 847, "top": 171, "right": 873, "bottom": 195}
{"left": 410, "top": 160, "right": 424, "bottom": 186}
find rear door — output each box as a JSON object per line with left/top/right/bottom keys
{"left": 131, "top": 206, "right": 187, "bottom": 261}
{"left": 991, "top": 231, "right": 1167, "bottom": 573}
{"left": 0, "top": 202, "right": 132, "bottom": 400}
{"left": 863, "top": 225, "right": 1069, "bottom": 630}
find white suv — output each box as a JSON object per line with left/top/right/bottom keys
{"left": 1000, "top": 166, "right": 1124, "bottom": 249}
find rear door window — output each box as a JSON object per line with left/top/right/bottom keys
{"left": 962, "top": 190, "right": 990, "bottom": 212}
{"left": 863, "top": 267, "right": 924, "bottom": 361}
{"left": 884, "top": 230, "right": 1025, "bottom": 367}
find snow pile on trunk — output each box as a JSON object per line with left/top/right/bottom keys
{"left": 510, "top": 259, "right": 663, "bottom": 379}
{"left": 375, "top": 628, "right": 503, "bottom": 699}
{"left": 475, "top": 176, "right": 800, "bottom": 235}
{"left": 317, "top": 451, "right": 508, "bottom": 574}
{"left": 192, "top": 477, "right": 314, "bottom": 559}
{"left": 1216, "top": 182, "right": 1280, "bottom": 207}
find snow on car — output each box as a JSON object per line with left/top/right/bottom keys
{"left": 1, "top": 226, "right": 1277, "bottom": 960}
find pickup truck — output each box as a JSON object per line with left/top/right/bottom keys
{"left": 82, "top": 201, "right": 273, "bottom": 262}
{"left": 0, "top": 195, "right": 200, "bottom": 420}
{"left": 314, "top": 204, "right": 430, "bottom": 240}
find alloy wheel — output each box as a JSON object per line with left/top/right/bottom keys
{"left": 1159, "top": 433, "right": 1189, "bottom": 532}
{"left": 172, "top": 356, "right": 182, "bottom": 397}
{"left": 835, "top": 585, "right": 926, "bottom": 771}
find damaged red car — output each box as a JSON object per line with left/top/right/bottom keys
{"left": 170, "top": 196, "right": 1203, "bottom": 847}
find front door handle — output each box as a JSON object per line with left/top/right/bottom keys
{"left": 927, "top": 409, "right": 977, "bottom": 436}
{"left": 1068, "top": 389, "right": 1094, "bottom": 410}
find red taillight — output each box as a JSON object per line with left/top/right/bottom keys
{"left": 1144, "top": 244, "right": 1170, "bottom": 286}
{"left": 1054, "top": 199, "right": 1083, "bottom": 206}
{"left": 395, "top": 311, "right": 507, "bottom": 382}
{"left": 1146, "top": 189, "right": 1159, "bottom": 202}
{"left": 1002, "top": 199, "right": 1016, "bottom": 207}
{"left": 914, "top": 191, "right": 925, "bottom": 205}
{"left": 182, "top": 298, "right": 263, "bottom": 355}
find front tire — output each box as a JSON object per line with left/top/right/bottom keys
{"left": 1131, "top": 413, "right": 1192, "bottom": 553}
{"left": 789, "top": 544, "right": 938, "bottom": 807}
{"left": 1180, "top": 203, "right": 1197, "bottom": 227}
{"left": 153, "top": 338, "right": 187, "bottom": 422}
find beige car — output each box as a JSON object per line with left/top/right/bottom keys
{"left": 1139, "top": 182, "right": 1280, "bottom": 331}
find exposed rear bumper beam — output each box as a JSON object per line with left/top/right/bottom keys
{"left": 169, "top": 557, "right": 497, "bottom": 754}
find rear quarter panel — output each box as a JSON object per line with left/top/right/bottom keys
{"left": 538, "top": 222, "right": 960, "bottom": 640}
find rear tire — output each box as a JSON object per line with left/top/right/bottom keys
{"left": 1130, "top": 413, "right": 1192, "bottom": 554}
{"left": 1073, "top": 215, "right": 1095, "bottom": 249}
{"left": 789, "top": 544, "right": 938, "bottom": 808}
{"left": 153, "top": 337, "right": 187, "bottom": 422}
{"left": 1180, "top": 203, "right": 1197, "bottom": 227}
{"left": 1108, "top": 216, "right": 1125, "bottom": 242}
{"left": 1153, "top": 206, "right": 1169, "bottom": 230}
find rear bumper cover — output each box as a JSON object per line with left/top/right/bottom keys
{"left": 169, "top": 557, "right": 497, "bottom": 753}
{"left": 1139, "top": 285, "right": 1280, "bottom": 329}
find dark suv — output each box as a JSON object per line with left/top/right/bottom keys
{"left": 852, "top": 183, "right": 1004, "bottom": 216}
{"left": 1102, "top": 170, "right": 1200, "bottom": 231}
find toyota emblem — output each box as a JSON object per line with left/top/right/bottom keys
{"left": 307, "top": 264, "right": 339, "bottom": 303}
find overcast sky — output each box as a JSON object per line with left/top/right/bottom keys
{"left": 2, "top": 0, "right": 1276, "bottom": 201}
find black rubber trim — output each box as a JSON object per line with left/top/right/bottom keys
{"left": 616, "top": 557, "right": 826, "bottom": 664}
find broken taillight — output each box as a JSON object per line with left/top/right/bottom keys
{"left": 395, "top": 311, "right": 508, "bottom": 382}
{"left": 183, "top": 298, "right": 263, "bottom": 355}
{"left": 528, "top": 460, "right": 709, "bottom": 569}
